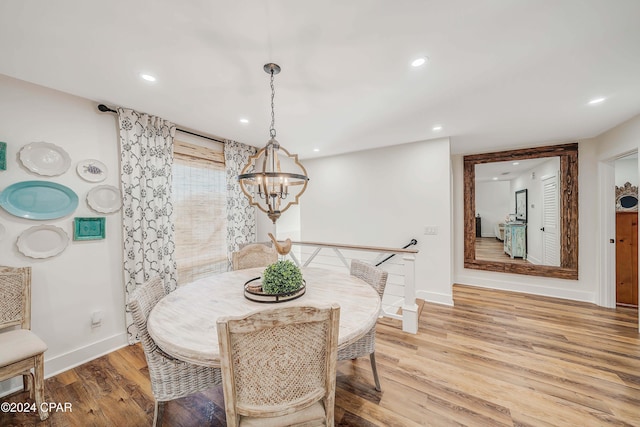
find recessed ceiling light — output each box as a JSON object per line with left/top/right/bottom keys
{"left": 313, "top": 148, "right": 320, "bottom": 152}
{"left": 492, "top": 177, "right": 498, "bottom": 181}
{"left": 411, "top": 57, "right": 428, "bottom": 67}
{"left": 588, "top": 97, "right": 606, "bottom": 105}
{"left": 432, "top": 125, "right": 442, "bottom": 131}
{"left": 512, "top": 162, "right": 520, "bottom": 166}
{"left": 239, "top": 118, "right": 249, "bottom": 124}
{"left": 140, "top": 73, "right": 156, "bottom": 82}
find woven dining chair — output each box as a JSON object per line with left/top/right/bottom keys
{"left": 337, "top": 260, "right": 388, "bottom": 392}
{"left": 231, "top": 243, "right": 278, "bottom": 270}
{"left": 0, "top": 266, "right": 49, "bottom": 420}
{"left": 127, "top": 276, "right": 222, "bottom": 426}
{"left": 217, "top": 304, "right": 340, "bottom": 427}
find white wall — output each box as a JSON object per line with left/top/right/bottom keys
{"left": 476, "top": 181, "right": 510, "bottom": 238}
{"left": 300, "top": 138, "right": 453, "bottom": 305}
{"left": 615, "top": 156, "right": 638, "bottom": 187}
{"left": 0, "top": 75, "right": 127, "bottom": 393}
{"left": 596, "top": 114, "right": 640, "bottom": 161}
{"left": 274, "top": 204, "right": 299, "bottom": 242}
{"left": 453, "top": 140, "right": 600, "bottom": 302}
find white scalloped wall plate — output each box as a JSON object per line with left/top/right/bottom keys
{"left": 87, "top": 185, "right": 122, "bottom": 213}
{"left": 19, "top": 141, "right": 71, "bottom": 176}
{"left": 17, "top": 225, "right": 69, "bottom": 259}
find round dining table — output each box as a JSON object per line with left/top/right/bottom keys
{"left": 147, "top": 267, "right": 381, "bottom": 367}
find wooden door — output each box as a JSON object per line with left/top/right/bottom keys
{"left": 616, "top": 212, "right": 638, "bottom": 307}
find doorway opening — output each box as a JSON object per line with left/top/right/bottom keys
{"left": 614, "top": 153, "right": 638, "bottom": 307}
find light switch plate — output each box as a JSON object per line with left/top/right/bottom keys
{"left": 424, "top": 226, "right": 438, "bottom": 235}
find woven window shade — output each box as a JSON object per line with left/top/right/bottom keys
{"left": 173, "top": 142, "right": 227, "bottom": 284}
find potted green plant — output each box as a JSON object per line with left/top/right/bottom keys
{"left": 262, "top": 260, "right": 303, "bottom": 295}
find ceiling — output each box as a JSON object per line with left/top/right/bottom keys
{"left": 475, "top": 157, "right": 551, "bottom": 182}
{"left": 1, "top": 1, "right": 639, "bottom": 158}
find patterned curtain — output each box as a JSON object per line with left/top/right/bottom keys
{"left": 224, "top": 140, "right": 257, "bottom": 260}
{"left": 118, "top": 108, "right": 177, "bottom": 344}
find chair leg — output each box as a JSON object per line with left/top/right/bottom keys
{"left": 369, "top": 352, "right": 381, "bottom": 392}
{"left": 34, "top": 354, "right": 49, "bottom": 420}
{"left": 153, "top": 400, "right": 165, "bottom": 427}
{"left": 23, "top": 373, "right": 34, "bottom": 399}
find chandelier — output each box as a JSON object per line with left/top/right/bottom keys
{"left": 238, "top": 63, "right": 309, "bottom": 223}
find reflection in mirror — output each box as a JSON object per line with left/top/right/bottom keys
{"left": 464, "top": 143, "right": 578, "bottom": 280}
{"left": 475, "top": 157, "right": 560, "bottom": 267}
{"left": 615, "top": 182, "right": 638, "bottom": 212}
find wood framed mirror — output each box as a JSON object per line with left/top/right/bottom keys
{"left": 464, "top": 143, "right": 578, "bottom": 279}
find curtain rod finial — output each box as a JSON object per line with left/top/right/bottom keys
{"left": 97, "top": 104, "right": 115, "bottom": 113}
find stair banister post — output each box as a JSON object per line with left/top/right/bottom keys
{"left": 402, "top": 252, "right": 418, "bottom": 334}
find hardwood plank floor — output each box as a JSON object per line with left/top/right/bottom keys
{"left": 2, "top": 285, "right": 639, "bottom": 426}
{"left": 475, "top": 237, "right": 528, "bottom": 264}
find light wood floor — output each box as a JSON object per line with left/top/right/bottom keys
{"left": 2, "top": 285, "right": 639, "bottom": 426}
{"left": 475, "top": 237, "right": 529, "bottom": 264}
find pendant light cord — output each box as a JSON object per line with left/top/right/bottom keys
{"left": 270, "top": 70, "right": 277, "bottom": 139}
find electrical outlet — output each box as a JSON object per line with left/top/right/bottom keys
{"left": 424, "top": 226, "right": 438, "bottom": 235}
{"left": 91, "top": 310, "right": 103, "bottom": 328}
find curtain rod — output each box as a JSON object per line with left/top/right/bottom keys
{"left": 97, "top": 104, "right": 226, "bottom": 144}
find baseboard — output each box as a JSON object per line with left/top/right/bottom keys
{"left": 417, "top": 290, "right": 454, "bottom": 306}
{"left": 454, "top": 274, "right": 596, "bottom": 303}
{"left": 480, "top": 233, "right": 502, "bottom": 241}
{"left": 44, "top": 333, "right": 129, "bottom": 377}
{"left": 0, "top": 333, "right": 128, "bottom": 398}
{"left": 526, "top": 254, "right": 541, "bottom": 265}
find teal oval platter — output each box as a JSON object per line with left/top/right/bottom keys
{"left": 0, "top": 180, "right": 79, "bottom": 220}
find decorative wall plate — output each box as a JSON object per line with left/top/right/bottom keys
{"left": 77, "top": 159, "right": 107, "bottom": 183}
{"left": 19, "top": 142, "right": 71, "bottom": 176}
{"left": 0, "top": 141, "right": 6, "bottom": 171}
{"left": 17, "top": 225, "right": 69, "bottom": 259}
{"left": 73, "top": 217, "right": 106, "bottom": 240}
{"left": 0, "top": 180, "right": 79, "bottom": 220}
{"left": 87, "top": 185, "right": 122, "bottom": 213}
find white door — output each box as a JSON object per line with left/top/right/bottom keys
{"left": 542, "top": 174, "right": 560, "bottom": 266}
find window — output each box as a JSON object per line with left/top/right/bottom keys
{"left": 173, "top": 141, "right": 227, "bottom": 284}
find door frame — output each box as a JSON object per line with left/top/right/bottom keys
{"left": 598, "top": 160, "right": 616, "bottom": 308}
{"left": 599, "top": 152, "right": 639, "bottom": 316}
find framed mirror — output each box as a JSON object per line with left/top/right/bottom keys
{"left": 616, "top": 182, "right": 638, "bottom": 212}
{"left": 515, "top": 189, "right": 528, "bottom": 222}
{"left": 464, "top": 143, "right": 578, "bottom": 279}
